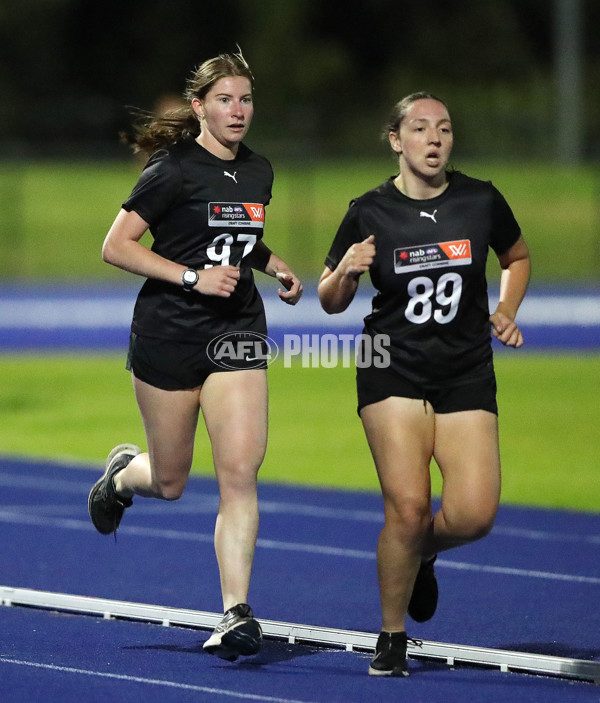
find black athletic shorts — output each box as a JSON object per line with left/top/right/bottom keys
{"left": 356, "top": 362, "right": 498, "bottom": 416}
{"left": 126, "top": 332, "right": 268, "bottom": 391}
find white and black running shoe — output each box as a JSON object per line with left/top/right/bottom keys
{"left": 203, "top": 603, "right": 262, "bottom": 661}
{"left": 368, "top": 631, "right": 409, "bottom": 677}
{"left": 88, "top": 443, "right": 141, "bottom": 535}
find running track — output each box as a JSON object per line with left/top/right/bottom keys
{"left": 1, "top": 283, "right": 598, "bottom": 700}
{"left": 0, "top": 283, "right": 598, "bottom": 351}
{"left": 1, "top": 456, "right": 599, "bottom": 702}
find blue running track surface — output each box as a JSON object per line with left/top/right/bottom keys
{"left": 0, "top": 284, "right": 598, "bottom": 351}
{"left": 1, "top": 456, "right": 599, "bottom": 702}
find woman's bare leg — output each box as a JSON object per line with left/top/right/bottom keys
{"left": 113, "top": 374, "right": 201, "bottom": 500}
{"left": 422, "top": 410, "right": 501, "bottom": 558}
{"left": 199, "top": 369, "right": 268, "bottom": 611}
{"left": 360, "top": 397, "right": 435, "bottom": 632}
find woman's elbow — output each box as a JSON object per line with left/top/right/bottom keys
{"left": 320, "top": 300, "right": 340, "bottom": 315}
{"left": 318, "top": 290, "right": 347, "bottom": 315}
{"left": 319, "top": 299, "right": 337, "bottom": 315}
{"left": 101, "top": 238, "right": 120, "bottom": 266}
{"left": 101, "top": 242, "right": 112, "bottom": 265}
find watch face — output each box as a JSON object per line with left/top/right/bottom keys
{"left": 183, "top": 269, "right": 198, "bottom": 285}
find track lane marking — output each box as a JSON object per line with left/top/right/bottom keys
{"left": 0, "top": 657, "right": 316, "bottom": 702}
{"left": 1, "top": 471, "right": 599, "bottom": 545}
{"left": 1, "top": 511, "right": 599, "bottom": 585}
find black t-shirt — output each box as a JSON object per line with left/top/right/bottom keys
{"left": 325, "top": 172, "right": 522, "bottom": 384}
{"left": 122, "top": 135, "right": 273, "bottom": 342}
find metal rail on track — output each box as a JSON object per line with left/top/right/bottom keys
{"left": 1, "top": 585, "right": 598, "bottom": 684}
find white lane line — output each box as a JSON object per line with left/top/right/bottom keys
{"left": 0, "top": 473, "right": 94, "bottom": 494}
{"left": 493, "top": 525, "right": 600, "bottom": 544}
{"left": 131, "top": 499, "right": 380, "bottom": 523}
{"left": 440, "top": 560, "right": 600, "bottom": 585}
{"left": 0, "top": 657, "right": 316, "bottom": 702}
{"left": 3, "top": 471, "right": 600, "bottom": 543}
{"left": 1, "top": 293, "right": 599, "bottom": 328}
{"left": 1, "top": 510, "right": 599, "bottom": 585}
{"left": 0, "top": 504, "right": 81, "bottom": 515}
{"left": 258, "top": 501, "right": 382, "bottom": 523}
{"left": 1, "top": 467, "right": 600, "bottom": 545}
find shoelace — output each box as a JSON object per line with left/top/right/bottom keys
{"left": 216, "top": 612, "right": 244, "bottom": 633}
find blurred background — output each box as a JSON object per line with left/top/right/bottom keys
{"left": 0, "top": 0, "right": 598, "bottom": 281}
{"left": 0, "top": 0, "right": 598, "bottom": 509}
{"left": 1, "top": 0, "right": 599, "bottom": 161}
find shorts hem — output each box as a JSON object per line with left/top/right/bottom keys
{"left": 356, "top": 364, "right": 498, "bottom": 416}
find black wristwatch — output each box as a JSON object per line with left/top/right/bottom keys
{"left": 182, "top": 267, "right": 199, "bottom": 291}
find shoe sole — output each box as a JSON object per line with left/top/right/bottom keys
{"left": 222, "top": 620, "right": 262, "bottom": 655}
{"left": 105, "top": 443, "right": 143, "bottom": 470}
{"left": 204, "top": 644, "right": 240, "bottom": 662}
{"left": 368, "top": 665, "right": 409, "bottom": 677}
{"left": 88, "top": 444, "right": 142, "bottom": 534}
{"left": 204, "top": 619, "right": 262, "bottom": 661}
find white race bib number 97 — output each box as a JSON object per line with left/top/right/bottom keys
{"left": 205, "top": 233, "right": 257, "bottom": 268}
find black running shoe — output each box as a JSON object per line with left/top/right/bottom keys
{"left": 368, "top": 631, "right": 409, "bottom": 677}
{"left": 408, "top": 555, "right": 438, "bottom": 622}
{"left": 88, "top": 444, "right": 141, "bottom": 535}
{"left": 203, "top": 603, "right": 262, "bottom": 661}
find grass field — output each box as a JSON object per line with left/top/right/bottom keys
{"left": 0, "top": 159, "right": 598, "bottom": 281}
{"left": 0, "top": 353, "right": 598, "bottom": 513}
{"left": 0, "top": 158, "right": 598, "bottom": 514}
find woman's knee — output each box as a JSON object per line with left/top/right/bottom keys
{"left": 216, "top": 461, "right": 259, "bottom": 498}
{"left": 146, "top": 447, "right": 193, "bottom": 501}
{"left": 443, "top": 506, "right": 496, "bottom": 543}
{"left": 383, "top": 494, "right": 432, "bottom": 538}
{"left": 468, "top": 512, "right": 496, "bottom": 541}
{"left": 151, "top": 475, "right": 187, "bottom": 501}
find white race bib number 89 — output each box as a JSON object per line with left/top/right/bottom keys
{"left": 405, "top": 273, "right": 463, "bottom": 324}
